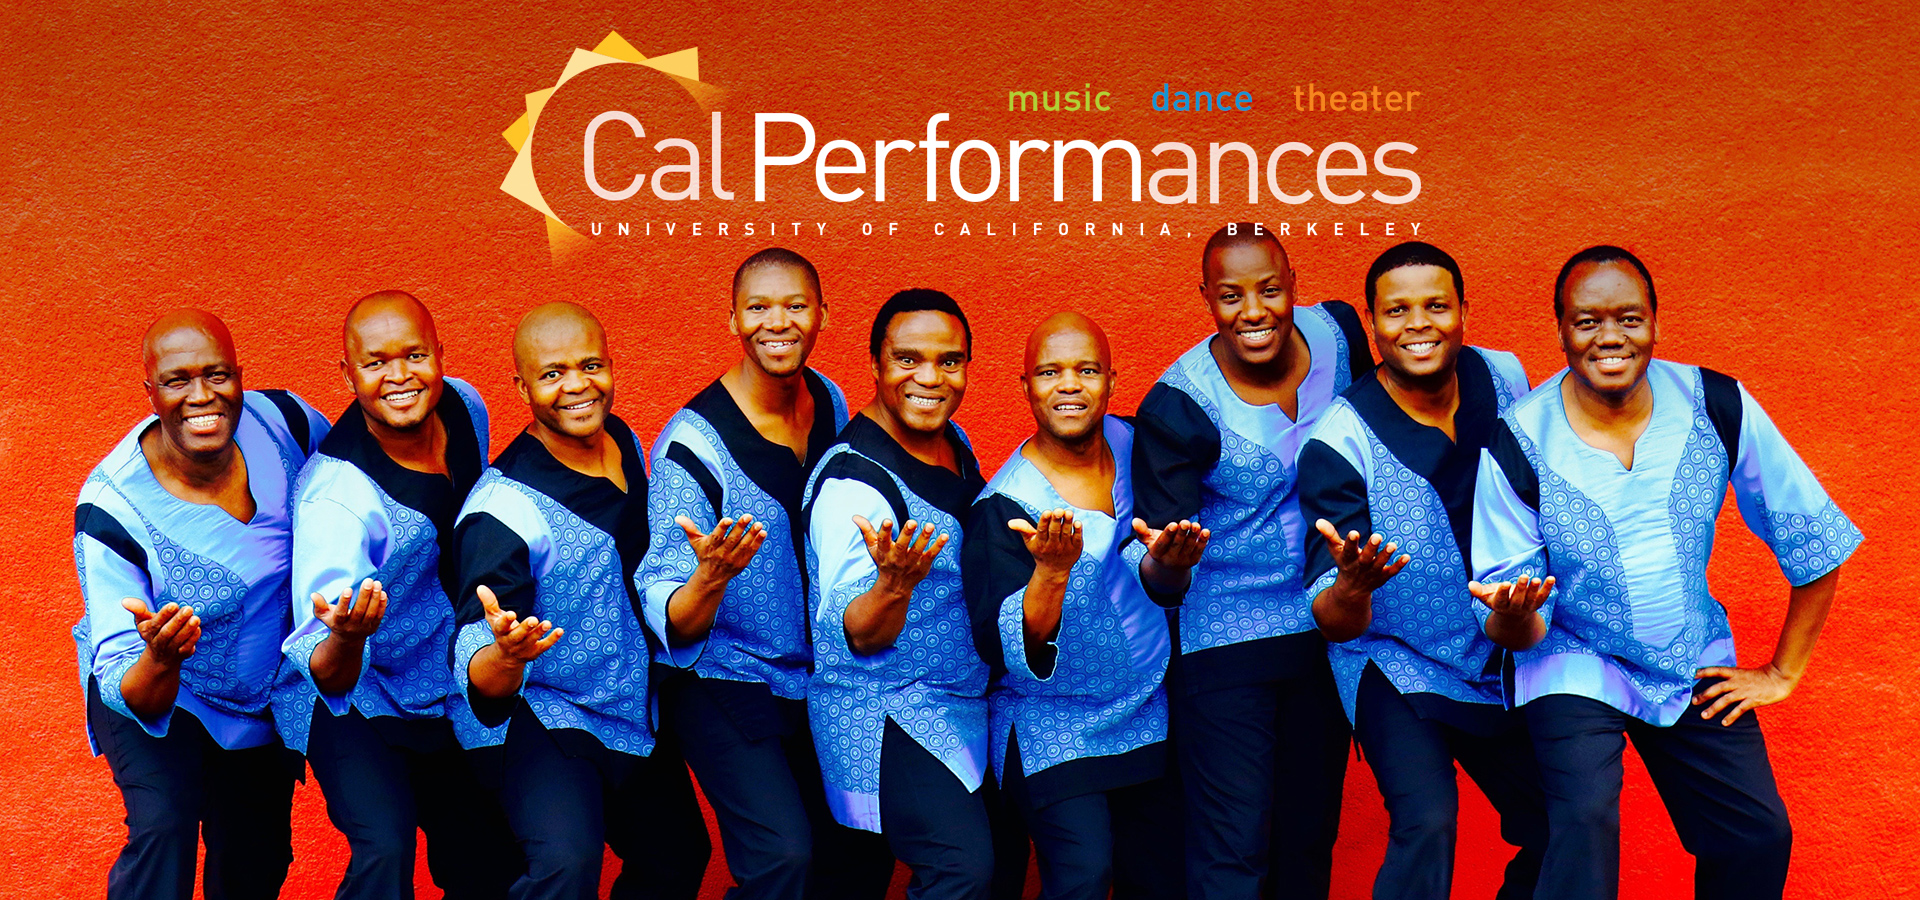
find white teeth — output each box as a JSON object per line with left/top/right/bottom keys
{"left": 561, "top": 400, "right": 595, "bottom": 410}
{"left": 906, "top": 396, "right": 941, "bottom": 407}
{"left": 384, "top": 389, "right": 420, "bottom": 402}
{"left": 1241, "top": 328, "right": 1274, "bottom": 341}
{"left": 186, "top": 414, "right": 219, "bottom": 427}
{"left": 1404, "top": 341, "right": 1439, "bottom": 353}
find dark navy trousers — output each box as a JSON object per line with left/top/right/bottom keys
{"left": 1351, "top": 664, "right": 1546, "bottom": 900}
{"left": 88, "top": 677, "right": 294, "bottom": 900}
{"left": 1173, "top": 648, "right": 1351, "bottom": 900}
{"left": 492, "top": 705, "right": 712, "bottom": 900}
{"left": 1525, "top": 687, "right": 1794, "bottom": 900}
{"left": 305, "top": 703, "right": 522, "bottom": 899}
{"left": 661, "top": 675, "right": 893, "bottom": 900}
{"left": 877, "top": 719, "right": 1028, "bottom": 900}
{"left": 1005, "top": 764, "right": 1184, "bottom": 900}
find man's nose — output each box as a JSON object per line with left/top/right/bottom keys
{"left": 912, "top": 362, "right": 943, "bottom": 385}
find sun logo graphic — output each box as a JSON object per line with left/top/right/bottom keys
{"left": 499, "top": 31, "right": 722, "bottom": 264}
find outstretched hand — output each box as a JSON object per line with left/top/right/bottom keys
{"left": 312, "top": 578, "right": 388, "bottom": 642}
{"left": 1316, "top": 519, "right": 1410, "bottom": 594}
{"left": 123, "top": 598, "right": 200, "bottom": 666}
{"left": 1691, "top": 664, "right": 1797, "bottom": 726}
{"left": 854, "top": 516, "right": 949, "bottom": 596}
{"left": 1132, "top": 518, "right": 1210, "bottom": 569}
{"left": 679, "top": 514, "right": 767, "bottom": 582}
{"left": 1010, "top": 509, "right": 1083, "bottom": 575}
{"left": 478, "top": 584, "right": 562, "bottom": 665}
{"left": 1467, "top": 574, "right": 1556, "bottom": 618}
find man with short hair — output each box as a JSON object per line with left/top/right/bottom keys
{"left": 74, "top": 309, "right": 328, "bottom": 900}
{"left": 1471, "top": 246, "right": 1860, "bottom": 900}
{"left": 638, "top": 249, "right": 892, "bottom": 900}
{"left": 1300, "top": 242, "right": 1547, "bottom": 900}
{"left": 804, "top": 289, "right": 1023, "bottom": 900}
{"left": 450, "top": 302, "right": 710, "bottom": 900}
{"left": 965, "top": 312, "right": 1207, "bottom": 900}
{"left": 272, "top": 290, "right": 519, "bottom": 899}
{"left": 1132, "top": 223, "right": 1372, "bottom": 899}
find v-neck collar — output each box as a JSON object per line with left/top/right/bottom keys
{"left": 840, "top": 414, "right": 983, "bottom": 525}
{"left": 687, "top": 369, "right": 838, "bottom": 517}
{"left": 494, "top": 415, "right": 646, "bottom": 535}
{"left": 320, "top": 385, "right": 483, "bottom": 530}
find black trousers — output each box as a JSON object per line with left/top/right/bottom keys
{"left": 662, "top": 676, "right": 893, "bottom": 900}
{"left": 1525, "top": 687, "right": 1793, "bottom": 900}
{"left": 1174, "top": 653, "right": 1350, "bottom": 900}
{"left": 306, "top": 703, "right": 522, "bottom": 899}
{"left": 1351, "top": 665, "right": 1546, "bottom": 900}
{"left": 1008, "top": 768, "right": 1184, "bottom": 900}
{"left": 492, "top": 706, "right": 712, "bottom": 900}
{"left": 877, "top": 719, "right": 1028, "bottom": 900}
{"left": 88, "top": 677, "right": 294, "bottom": 900}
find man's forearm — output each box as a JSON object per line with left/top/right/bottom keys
{"left": 1138, "top": 555, "right": 1191, "bottom": 597}
{"left": 1312, "top": 582, "right": 1372, "bottom": 643}
{"left": 666, "top": 569, "right": 729, "bottom": 645}
{"left": 119, "top": 652, "right": 182, "bottom": 720}
{"left": 1769, "top": 568, "right": 1841, "bottom": 680}
{"left": 1022, "top": 568, "right": 1070, "bottom": 648}
{"left": 844, "top": 581, "right": 912, "bottom": 655}
{"left": 309, "top": 634, "right": 368, "bottom": 695}
{"left": 467, "top": 643, "right": 528, "bottom": 699}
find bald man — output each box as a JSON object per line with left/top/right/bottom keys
{"left": 1131, "top": 223, "right": 1373, "bottom": 899}
{"left": 449, "top": 302, "right": 709, "bottom": 900}
{"left": 963, "top": 313, "right": 1206, "bottom": 900}
{"left": 73, "top": 310, "right": 329, "bottom": 900}
{"left": 269, "top": 291, "right": 519, "bottom": 899}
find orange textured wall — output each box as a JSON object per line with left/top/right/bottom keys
{"left": 3, "top": 2, "right": 1915, "bottom": 897}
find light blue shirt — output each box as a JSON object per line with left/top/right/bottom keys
{"left": 1472, "top": 360, "right": 1861, "bottom": 725}
{"left": 73, "top": 390, "right": 327, "bottom": 752}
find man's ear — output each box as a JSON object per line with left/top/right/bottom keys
{"left": 513, "top": 373, "right": 530, "bottom": 406}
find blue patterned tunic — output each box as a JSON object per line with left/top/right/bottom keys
{"left": 1472, "top": 360, "right": 1862, "bottom": 725}
{"left": 637, "top": 370, "right": 848, "bottom": 699}
{"left": 964, "top": 415, "right": 1170, "bottom": 809}
{"left": 271, "top": 378, "right": 489, "bottom": 754}
{"left": 448, "top": 417, "right": 656, "bottom": 756}
{"left": 1132, "top": 301, "right": 1372, "bottom": 690}
{"left": 804, "top": 415, "right": 988, "bottom": 832}
{"left": 73, "top": 390, "right": 328, "bottom": 752}
{"left": 1299, "top": 347, "right": 1531, "bottom": 725}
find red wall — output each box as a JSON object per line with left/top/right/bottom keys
{"left": 4, "top": 2, "right": 1915, "bottom": 897}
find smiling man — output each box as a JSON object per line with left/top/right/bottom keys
{"left": 271, "top": 291, "right": 519, "bottom": 900}
{"left": 1298, "top": 243, "right": 1547, "bottom": 900}
{"left": 1131, "top": 223, "right": 1373, "bottom": 899}
{"left": 449, "top": 302, "right": 709, "bottom": 900}
{"left": 1470, "top": 245, "right": 1861, "bottom": 900}
{"left": 637, "top": 249, "right": 891, "bottom": 900}
{"left": 964, "top": 312, "right": 1207, "bottom": 900}
{"left": 73, "top": 310, "right": 329, "bottom": 900}
{"left": 804, "top": 289, "right": 1023, "bottom": 900}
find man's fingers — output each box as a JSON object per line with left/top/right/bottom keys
{"left": 310, "top": 592, "right": 332, "bottom": 619}
{"left": 1383, "top": 554, "right": 1412, "bottom": 578}
{"left": 1693, "top": 678, "right": 1736, "bottom": 704}
{"left": 1700, "top": 690, "right": 1740, "bottom": 721}
{"left": 533, "top": 626, "right": 565, "bottom": 652}
{"left": 1314, "top": 518, "right": 1341, "bottom": 544}
{"left": 1130, "top": 518, "right": 1157, "bottom": 544}
{"left": 478, "top": 585, "right": 501, "bottom": 615}
{"left": 852, "top": 515, "right": 881, "bottom": 545}
{"left": 675, "top": 515, "right": 707, "bottom": 544}
{"left": 1720, "top": 698, "right": 1759, "bottom": 726}
{"left": 1007, "top": 518, "right": 1038, "bottom": 537}
{"left": 366, "top": 586, "right": 389, "bottom": 624}
{"left": 925, "top": 534, "right": 951, "bottom": 560}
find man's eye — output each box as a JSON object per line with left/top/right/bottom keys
{"left": 409, "top": 353, "right": 427, "bottom": 361}
{"left": 206, "top": 373, "right": 229, "bottom": 384}
{"left": 163, "top": 379, "right": 189, "bottom": 390}
{"left": 1081, "top": 367, "right": 1100, "bottom": 376}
